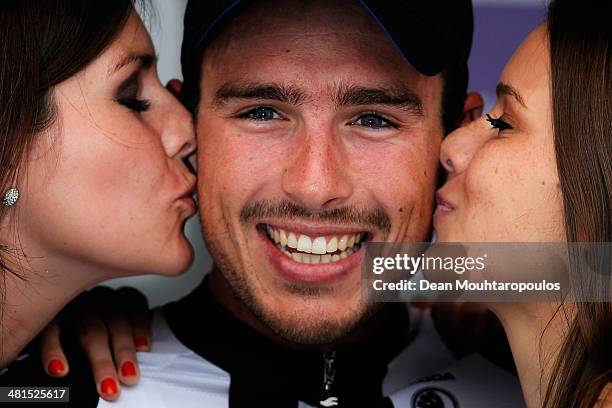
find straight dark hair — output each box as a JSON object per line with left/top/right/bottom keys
{"left": 545, "top": 0, "right": 611, "bottom": 406}
{"left": 0, "top": 1, "right": 137, "bottom": 282}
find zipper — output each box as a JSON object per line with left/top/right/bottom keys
{"left": 319, "top": 351, "right": 339, "bottom": 407}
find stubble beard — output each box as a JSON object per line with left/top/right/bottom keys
{"left": 203, "top": 231, "right": 382, "bottom": 345}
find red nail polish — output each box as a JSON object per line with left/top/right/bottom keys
{"left": 48, "top": 359, "right": 65, "bottom": 376}
{"left": 101, "top": 378, "right": 118, "bottom": 396}
{"left": 121, "top": 361, "right": 137, "bottom": 377}
{"left": 134, "top": 336, "right": 148, "bottom": 349}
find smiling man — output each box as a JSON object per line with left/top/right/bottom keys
{"left": 139, "top": 0, "right": 522, "bottom": 406}
{"left": 123, "top": 1, "right": 521, "bottom": 407}
{"left": 2, "top": 0, "right": 525, "bottom": 407}
{"left": 186, "top": 0, "right": 458, "bottom": 348}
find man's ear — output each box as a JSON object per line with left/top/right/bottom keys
{"left": 460, "top": 92, "right": 484, "bottom": 126}
{"left": 166, "top": 79, "right": 183, "bottom": 99}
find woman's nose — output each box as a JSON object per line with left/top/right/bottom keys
{"left": 161, "top": 80, "right": 196, "bottom": 161}
{"left": 440, "top": 119, "right": 487, "bottom": 177}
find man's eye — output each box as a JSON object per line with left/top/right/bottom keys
{"left": 351, "top": 114, "right": 396, "bottom": 129}
{"left": 239, "top": 107, "right": 281, "bottom": 121}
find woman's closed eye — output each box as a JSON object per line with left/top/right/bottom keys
{"left": 118, "top": 97, "right": 150, "bottom": 112}
{"left": 116, "top": 73, "right": 150, "bottom": 113}
{"left": 486, "top": 113, "right": 513, "bottom": 131}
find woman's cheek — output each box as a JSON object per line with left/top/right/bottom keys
{"left": 461, "top": 149, "right": 513, "bottom": 237}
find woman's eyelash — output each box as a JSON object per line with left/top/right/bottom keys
{"left": 116, "top": 73, "right": 150, "bottom": 113}
{"left": 486, "top": 114, "right": 513, "bottom": 130}
{"left": 118, "top": 97, "right": 151, "bottom": 113}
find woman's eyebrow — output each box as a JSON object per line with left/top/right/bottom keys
{"left": 108, "top": 53, "right": 157, "bottom": 76}
{"left": 496, "top": 82, "right": 527, "bottom": 109}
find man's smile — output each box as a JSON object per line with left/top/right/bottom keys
{"left": 255, "top": 222, "right": 370, "bottom": 284}
{"left": 263, "top": 224, "right": 366, "bottom": 263}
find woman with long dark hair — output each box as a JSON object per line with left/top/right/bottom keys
{"left": 435, "top": 0, "right": 611, "bottom": 406}
{"left": 0, "top": 0, "right": 196, "bottom": 400}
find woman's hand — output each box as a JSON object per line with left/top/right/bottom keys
{"left": 37, "top": 286, "right": 152, "bottom": 401}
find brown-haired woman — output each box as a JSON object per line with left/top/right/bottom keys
{"left": 0, "top": 0, "right": 196, "bottom": 401}
{"left": 435, "top": 0, "right": 611, "bottom": 406}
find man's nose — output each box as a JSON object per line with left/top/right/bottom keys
{"left": 440, "top": 118, "right": 488, "bottom": 178}
{"left": 282, "top": 127, "right": 353, "bottom": 210}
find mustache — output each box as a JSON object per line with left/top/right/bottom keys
{"left": 240, "top": 199, "right": 391, "bottom": 235}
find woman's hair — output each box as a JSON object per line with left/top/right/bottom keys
{"left": 0, "top": 0, "right": 138, "bottom": 276}
{"left": 545, "top": 0, "right": 611, "bottom": 406}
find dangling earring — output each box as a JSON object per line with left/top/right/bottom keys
{"left": 2, "top": 187, "right": 19, "bottom": 207}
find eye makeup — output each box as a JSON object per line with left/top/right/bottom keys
{"left": 116, "top": 72, "right": 150, "bottom": 113}
{"left": 486, "top": 113, "right": 513, "bottom": 131}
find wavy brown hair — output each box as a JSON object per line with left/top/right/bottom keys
{"left": 544, "top": 0, "right": 611, "bottom": 406}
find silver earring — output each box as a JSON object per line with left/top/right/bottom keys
{"left": 2, "top": 187, "right": 19, "bottom": 207}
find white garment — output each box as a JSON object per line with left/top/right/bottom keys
{"left": 100, "top": 309, "right": 525, "bottom": 407}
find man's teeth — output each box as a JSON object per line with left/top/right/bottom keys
{"left": 265, "top": 226, "right": 364, "bottom": 262}
{"left": 281, "top": 247, "right": 355, "bottom": 264}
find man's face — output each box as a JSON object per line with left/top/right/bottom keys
{"left": 196, "top": 0, "right": 443, "bottom": 344}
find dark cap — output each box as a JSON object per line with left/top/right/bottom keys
{"left": 181, "top": 0, "right": 473, "bottom": 101}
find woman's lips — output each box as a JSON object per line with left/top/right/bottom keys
{"left": 178, "top": 195, "right": 197, "bottom": 213}
{"left": 175, "top": 190, "right": 197, "bottom": 214}
{"left": 176, "top": 180, "right": 198, "bottom": 214}
{"left": 434, "top": 193, "right": 454, "bottom": 219}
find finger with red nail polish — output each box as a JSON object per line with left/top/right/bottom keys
{"left": 107, "top": 313, "right": 140, "bottom": 386}
{"left": 134, "top": 336, "right": 149, "bottom": 351}
{"left": 100, "top": 377, "right": 119, "bottom": 398}
{"left": 116, "top": 287, "right": 152, "bottom": 353}
{"left": 39, "top": 321, "right": 69, "bottom": 378}
{"left": 47, "top": 359, "right": 66, "bottom": 377}
{"left": 121, "top": 361, "right": 137, "bottom": 378}
{"left": 76, "top": 314, "right": 121, "bottom": 401}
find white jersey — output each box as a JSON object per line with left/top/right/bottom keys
{"left": 100, "top": 307, "right": 524, "bottom": 407}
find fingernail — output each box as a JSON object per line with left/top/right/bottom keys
{"left": 47, "top": 359, "right": 65, "bottom": 376}
{"left": 121, "top": 361, "right": 137, "bottom": 377}
{"left": 101, "top": 378, "right": 118, "bottom": 396}
{"left": 134, "top": 336, "right": 148, "bottom": 349}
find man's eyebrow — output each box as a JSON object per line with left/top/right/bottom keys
{"left": 334, "top": 85, "right": 423, "bottom": 115}
{"left": 213, "top": 82, "right": 306, "bottom": 108}
{"left": 496, "top": 82, "right": 527, "bottom": 109}
{"left": 108, "top": 53, "right": 156, "bottom": 76}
